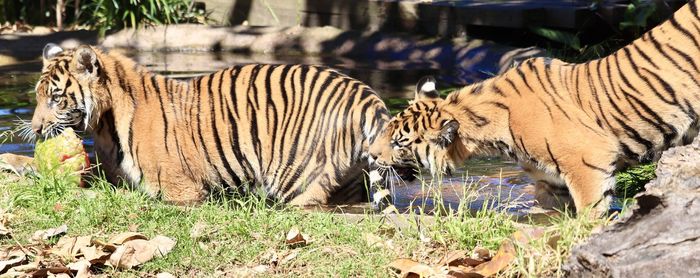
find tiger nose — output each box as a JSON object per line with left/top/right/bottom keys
{"left": 32, "top": 122, "right": 43, "bottom": 135}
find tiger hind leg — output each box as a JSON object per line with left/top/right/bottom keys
{"left": 287, "top": 174, "right": 334, "bottom": 207}
{"left": 563, "top": 167, "right": 616, "bottom": 219}
{"left": 152, "top": 172, "right": 208, "bottom": 205}
{"left": 521, "top": 162, "right": 575, "bottom": 212}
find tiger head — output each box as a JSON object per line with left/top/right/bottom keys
{"left": 369, "top": 76, "right": 468, "bottom": 176}
{"left": 31, "top": 43, "right": 106, "bottom": 138}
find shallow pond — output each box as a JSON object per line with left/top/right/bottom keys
{"left": 0, "top": 51, "right": 534, "bottom": 215}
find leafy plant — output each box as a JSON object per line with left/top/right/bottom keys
{"left": 620, "top": 0, "right": 657, "bottom": 30}
{"left": 615, "top": 163, "right": 656, "bottom": 198}
{"left": 529, "top": 27, "right": 582, "bottom": 51}
{"left": 81, "top": 0, "right": 208, "bottom": 35}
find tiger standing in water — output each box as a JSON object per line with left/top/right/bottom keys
{"left": 369, "top": 1, "right": 700, "bottom": 217}
{"left": 29, "top": 44, "right": 389, "bottom": 205}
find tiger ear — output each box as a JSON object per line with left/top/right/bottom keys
{"left": 42, "top": 43, "right": 63, "bottom": 65}
{"left": 71, "top": 45, "right": 100, "bottom": 78}
{"left": 438, "top": 120, "right": 459, "bottom": 147}
{"left": 415, "top": 76, "right": 440, "bottom": 101}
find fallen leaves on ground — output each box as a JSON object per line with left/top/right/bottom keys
{"left": 285, "top": 227, "right": 310, "bottom": 247}
{"left": 389, "top": 227, "right": 553, "bottom": 277}
{"left": 31, "top": 224, "right": 68, "bottom": 242}
{"left": 0, "top": 231, "right": 176, "bottom": 277}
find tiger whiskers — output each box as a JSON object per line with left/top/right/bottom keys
{"left": 43, "top": 122, "right": 65, "bottom": 140}
{"left": 14, "top": 118, "right": 36, "bottom": 142}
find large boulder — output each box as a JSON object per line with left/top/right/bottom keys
{"left": 564, "top": 137, "right": 700, "bottom": 277}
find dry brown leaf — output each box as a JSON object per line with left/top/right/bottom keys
{"left": 108, "top": 240, "right": 156, "bottom": 269}
{"left": 388, "top": 259, "right": 416, "bottom": 275}
{"left": 31, "top": 225, "right": 68, "bottom": 242}
{"left": 190, "top": 222, "right": 209, "bottom": 240}
{"left": 279, "top": 250, "right": 299, "bottom": 266}
{"left": 388, "top": 258, "right": 438, "bottom": 277}
{"left": 91, "top": 239, "right": 117, "bottom": 253}
{"left": 107, "top": 235, "right": 176, "bottom": 269}
{"left": 437, "top": 250, "right": 485, "bottom": 268}
{"left": 127, "top": 224, "right": 139, "bottom": 233}
{"left": 7, "top": 259, "right": 39, "bottom": 273}
{"left": 66, "top": 260, "right": 91, "bottom": 278}
{"left": 108, "top": 232, "right": 147, "bottom": 245}
{"left": 260, "top": 249, "right": 278, "bottom": 266}
{"left": 30, "top": 267, "right": 71, "bottom": 278}
{"left": 364, "top": 233, "right": 394, "bottom": 250}
{"left": 107, "top": 244, "right": 137, "bottom": 269}
{"left": 471, "top": 247, "right": 492, "bottom": 261}
{"left": 547, "top": 233, "right": 561, "bottom": 249}
{"left": 155, "top": 273, "right": 177, "bottom": 278}
{"left": 405, "top": 263, "right": 437, "bottom": 277}
{"left": 0, "top": 251, "right": 26, "bottom": 273}
{"left": 150, "top": 235, "right": 176, "bottom": 257}
{"left": 285, "top": 227, "right": 309, "bottom": 247}
{"left": 446, "top": 266, "right": 484, "bottom": 278}
{"left": 1, "top": 270, "right": 28, "bottom": 277}
{"left": 224, "top": 265, "right": 269, "bottom": 277}
{"left": 81, "top": 246, "right": 110, "bottom": 265}
{"left": 52, "top": 236, "right": 92, "bottom": 258}
{"left": 512, "top": 227, "right": 545, "bottom": 244}
{"left": 472, "top": 240, "right": 516, "bottom": 277}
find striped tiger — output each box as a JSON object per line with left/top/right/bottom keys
{"left": 368, "top": 1, "right": 700, "bottom": 217}
{"left": 29, "top": 44, "right": 389, "bottom": 205}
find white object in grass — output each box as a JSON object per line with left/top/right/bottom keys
{"left": 369, "top": 170, "right": 382, "bottom": 184}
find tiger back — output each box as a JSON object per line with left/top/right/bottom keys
{"left": 31, "top": 44, "right": 390, "bottom": 205}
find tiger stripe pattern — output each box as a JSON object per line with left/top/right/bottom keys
{"left": 31, "top": 44, "right": 389, "bottom": 205}
{"left": 369, "top": 1, "right": 700, "bottom": 217}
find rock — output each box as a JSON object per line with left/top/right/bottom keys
{"left": 564, "top": 137, "right": 700, "bottom": 277}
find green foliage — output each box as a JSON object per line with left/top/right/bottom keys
{"left": 534, "top": 0, "right": 664, "bottom": 62}
{"left": 529, "top": 27, "right": 582, "bottom": 51}
{"left": 81, "top": 0, "right": 208, "bottom": 35}
{"left": 615, "top": 163, "right": 656, "bottom": 198}
{"left": 621, "top": 0, "right": 657, "bottom": 30}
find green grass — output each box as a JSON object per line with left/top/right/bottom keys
{"left": 615, "top": 163, "right": 656, "bottom": 198}
{"left": 0, "top": 169, "right": 607, "bottom": 277}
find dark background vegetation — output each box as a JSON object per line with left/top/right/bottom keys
{"left": 0, "top": 0, "right": 206, "bottom": 34}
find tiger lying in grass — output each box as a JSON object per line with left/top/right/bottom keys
{"left": 26, "top": 43, "right": 390, "bottom": 206}
{"left": 369, "top": 1, "right": 700, "bottom": 217}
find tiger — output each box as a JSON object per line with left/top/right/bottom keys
{"left": 28, "top": 43, "right": 390, "bottom": 206}
{"left": 368, "top": 0, "right": 700, "bottom": 217}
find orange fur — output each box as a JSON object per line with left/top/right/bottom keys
{"left": 31, "top": 45, "right": 390, "bottom": 205}
{"left": 370, "top": 1, "right": 700, "bottom": 216}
